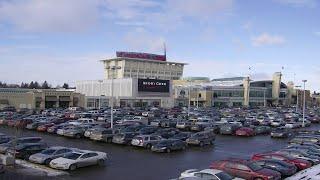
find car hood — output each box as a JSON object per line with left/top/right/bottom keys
{"left": 51, "top": 157, "right": 75, "bottom": 164}
{"left": 30, "top": 153, "right": 49, "bottom": 159}
{"left": 257, "top": 168, "right": 279, "bottom": 176}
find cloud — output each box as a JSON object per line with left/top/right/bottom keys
{"left": 252, "top": 33, "right": 286, "bottom": 46}
{"left": 274, "top": 0, "right": 317, "bottom": 7}
{"left": 242, "top": 21, "right": 252, "bottom": 31}
{"left": 123, "top": 28, "right": 165, "bottom": 53}
{"left": 314, "top": 31, "right": 320, "bottom": 36}
{"left": 0, "top": 0, "right": 102, "bottom": 33}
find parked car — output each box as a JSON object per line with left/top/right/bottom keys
{"left": 37, "top": 123, "right": 55, "bottom": 132}
{"left": 112, "top": 132, "right": 138, "bottom": 145}
{"left": 170, "top": 132, "right": 192, "bottom": 141}
{"left": 89, "top": 128, "right": 120, "bottom": 143}
{"left": 63, "top": 126, "right": 89, "bottom": 139}
{"left": 29, "top": 146, "right": 75, "bottom": 165}
{"left": 179, "top": 169, "right": 239, "bottom": 180}
{"left": 270, "top": 128, "right": 293, "bottom": 138}
{"left": 137, "top": 126, "right": 159, "bottom": 135}
{"left": 0, "top": 137, "right": 42, "bottom": 153}
{"left": 220, "top": 124, "right": 242, "bottom": 135}
{"left": 0, "top": 135, "right": 12, "bottom": 144}
{"left": 131, "top": 135, "right": 162, "bottom": 149}
{"left": 176, "top": 121, "right": 192, "bottom": 131}
{"left": 277, "top": 149, "right": 320, "bottom": 165}
{"left": 254, "top": 126, "right": 271, "bottom": 135}
{"left": 210, "top": 159, "right": 281, "bottom": 180}
{"left": 289, "top": 137, "right": 320, "bottom": 145}
{"left": 253, "top": 159, "right": 297, "bottom": 177}
{"left": 186, "top": 131, "right": 215, "bottom": 147}
{"left": 49, "top": 150, "right": 107, "bottom": 170}
{"left": 151, "top": 139, "right": 186, "bottom": 153}
{"left": 252, "top": 152, "right": 312, "bottom": 170}
{"left": 235, "top": 127, "right": 255, "bottom": 137}
{"left": 7, "top": 142, "right": 47, "bottom": 160}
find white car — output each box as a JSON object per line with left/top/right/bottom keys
{"left": 179, "top": 169, "right": 244, "bottom": 180}
{"left": 49, "top": 150, "right": 107, "bottom": 171}
{"left": 285, "top": 163, "right": 320, "bottom": 180}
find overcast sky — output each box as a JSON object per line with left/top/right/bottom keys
{"left": 0, "top": 0, "right": 319, "bottom": 91}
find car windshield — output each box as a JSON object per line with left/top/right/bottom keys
{"left": 41, "top": 149, "right": 56, "bottom": 155}
{"left": 64, "top": 153, "right": 81, "bottom": 160}
{"left": 248, "top": 163, "right": 263, "bottom": 171}
{"left": 215, "top": 172, "right": 233, "bottom": 180}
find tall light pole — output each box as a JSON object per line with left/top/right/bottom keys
{"left": 263, "top": 89, "right": 266, "bottom": 107}
{"left": 187, "top": 81, "right": 191, "bottom": 118}
{"left": 107, "top": 66, "right": 121, "bottom": 129}
{"left": 295, "top": 85, "right": 301, "bottom": 112}
{"left": 98, "top": 80, "right": 103, "bottom": 110}
{"left": 302, "top": 80, "right": 307, "bottom": 127}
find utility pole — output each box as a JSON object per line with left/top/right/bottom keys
{"left": 107, "top": 66, "right": 121, "bottom": 129}
{"left": 295, "top": 85, "right": 301, "bottom": 112}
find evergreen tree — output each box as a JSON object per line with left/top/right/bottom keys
{"left": 41, "top": 81, "right": 50, "bottom": 89}
{"left": 62, "top": 83, "right": 69, "bottom": 89}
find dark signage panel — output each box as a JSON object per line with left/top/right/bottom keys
{"left": 116, "top": 51, "right": 166, "bottom": 61}
{"left": 138, "top": 79, "right": 170, "bottom": 93}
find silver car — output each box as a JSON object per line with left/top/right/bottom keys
{"left": 131, "top": 135, "right": 162, "bottom": 149}
{"left": 29, "top": 146, "right": 74, "bottom": 165}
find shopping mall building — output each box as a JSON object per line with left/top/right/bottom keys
{"left": 76, "top": 51, "right": 187, "bottom": 108}
{"left": 173, "top": 72, "right": 299, "bottom": 108}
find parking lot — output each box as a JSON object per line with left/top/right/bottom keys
{"left": 1, "top": 124, "right": 319, "bottom": 180}
{"left": 1, "top": 107, "right": 320, "bottom": 180}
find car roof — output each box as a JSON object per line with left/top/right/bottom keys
{"left": 199, "top": 169, "right": 222, "bottom": 174}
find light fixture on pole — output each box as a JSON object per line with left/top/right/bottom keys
{"left": 302, "top": 80, "right": 307, "bottom": 127}
{"left": 106, "top": 65, "right": 121, "bottom": 129}
{"left": 295, "top": 85, "right": 301, "bottom": 112}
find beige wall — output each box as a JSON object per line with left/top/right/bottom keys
{"left": 0, "top": 89, "right": 85, "bottom": 110}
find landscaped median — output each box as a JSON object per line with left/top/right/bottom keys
{"left": 0, "top": 154, "right": 68, "bottom": 177}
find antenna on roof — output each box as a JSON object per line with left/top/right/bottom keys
{"left": 163, "top": 42, "right": 167, "bottom": 61}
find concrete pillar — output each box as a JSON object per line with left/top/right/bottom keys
{"left": 243, "top": 77, "right": 250, "bottom": 107}
{"left": 56, "top": 96, "right": 59, "bottom": 108}
{"left": 286, "top": 81, "right": 294, "bottom": 106}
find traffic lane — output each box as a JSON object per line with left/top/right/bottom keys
{"left": 0, "top": 126, "right": 310, "bottom": 180}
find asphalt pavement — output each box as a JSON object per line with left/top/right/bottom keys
{"left": 1, "top": 125, "right": 320, "bottom": 180}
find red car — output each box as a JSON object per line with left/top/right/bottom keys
{"left": 252, "top": 152, "right": 312, "bottom": 170}
{"left": 7, "top": 119, "right": 17, "bottom": 127}
{"left": 236, "top": 127, "right": 255, "bottom": 136}
{"left": 210, "top": 159, "right": 281, "bottom": 180}
{"left": 37, "top": 123, "right": 55, "bottom": 132}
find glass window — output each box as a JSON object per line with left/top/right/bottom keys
{"left": 237, "top": 164, "right": 250, "bottom": 171}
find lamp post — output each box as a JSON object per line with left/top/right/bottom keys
{"left": 295, "top": 85, "right": 301, "bottom": 112}
{"left": 263, "top": 89, "right": 266, "bottom": 107}
{"left": 187, "top": 81, "right": 191, "bottom": 118}
{"left": 302, "top": 80, "right": 307, "bottom": 127}
{"left": 106, "top": 66, "right": 121, "bottom": 129}
{"left": 98, "top": 80, "right": 103, "bottom": 110}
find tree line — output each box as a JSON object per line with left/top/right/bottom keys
{"left": 0, "top": 81, "right": 71, "bottom": 89}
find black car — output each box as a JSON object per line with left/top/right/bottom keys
{"left": 154, "top": 128, "right": 180, "bottom": 139}
{"left": 151, "top": 139, "right": 186, "bottom": 153}
{"left": 270, "top": 128, "right": 293, "bottom": 138}
{"left": 186, "top": 131, "right": 216, "bottom": 147}
{"left": 254, "top": 159, "right": 297, "bottom": 177}
{"left": 7, "top": 143, "right": 47, "bottom": 160}
{"left": 254, "top": 126, "right": 271, "bottom": 135}
{"left": 0, "top": 136, "right": 12, "bottom": 144}
{"left": 170, "top": 132, "right": 192, "bottom": 141}
{"left": 138, "top": 126, "right": 158, "bottom": 135}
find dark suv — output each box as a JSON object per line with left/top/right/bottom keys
{"left": 7, "top": 142, "right": 47, "bottom": 160}
{"left": 186, "top": 131, "right": 215, "bottom": 147}
{"left": 210, "top": 159, "right": 281, "bottom": 180}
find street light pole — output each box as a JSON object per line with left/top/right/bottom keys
{"left": 295, "top": 85, "right": 301, "bottom": 112}
{"left": 264, "top": 89, "right": 266, "bottom": 107}
{"left": 188, "top": 81, "right": 191, "bottom": 118}
{"left": 98, "top": 80, "right": 103, "bottom": 110}
{"left": 107, "top": 66, "right": 121, "bottom": 129}
{"left": 302, "top": 80, "right": 307, "bottom": 127}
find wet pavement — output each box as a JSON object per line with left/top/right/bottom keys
{"left": 1, "top": 125, "right": 320, "bottom": 180}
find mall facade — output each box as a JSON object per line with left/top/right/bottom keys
{"left": 173, "top": 72, "right": 298, "bottom": 108}
{"left": 76, "top": 51, "right": 187, "bottom": 109}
